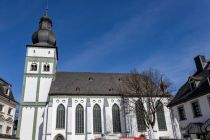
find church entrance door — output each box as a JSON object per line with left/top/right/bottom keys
{"left": 55, "top": 135, "right": 64, "bottom": 140}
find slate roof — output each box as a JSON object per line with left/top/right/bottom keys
{"left": 49, "top": 72, "right": 126, "bottom": 96}
{"left": 49, "top": 72, "right": 172, "bottom": 97}
{"left": 0, "top": 78, "right": 16, "bottom": 103}
{"left": 168, "top": 58, "right": 210, "bottom": 107}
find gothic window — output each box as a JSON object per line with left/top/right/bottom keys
{"left": 30, "top": 63, "right": 37, "bottom": 71}
{"left": 156, "top": 101, "right": 167, "bottom": 131}
{"left": 43, "top": 64, "right": 50, "bottom": 72}
{"left": 135, "top": 100, "right": 146, "bottom": 131}
{"left": 112, "top": 104, "right": 121, "bottom": 133}
{"left": 56, "top": 104, "right": 65, "bottom": 129}
{"left": 75, "top": 104, "right": 84, "bottom": 133}
{"left": 93, "top": 104, "right": 102, "bottom": 133}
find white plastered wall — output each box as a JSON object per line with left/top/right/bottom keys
{"left": 39, "top": 77, "right": 52, "bottom": 102}
{"left": 27, "top": 47, "right": 56, "bottom": 58}
{"left": 23, "top": 77, "right": 37, "bottom": 102}
{"left": 19, "top": 107, "right": 35, "bottom": 140}
{"left": 44, "top": 96, "right": 179, "bottom": 140}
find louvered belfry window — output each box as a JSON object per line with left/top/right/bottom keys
{"left": 135, "top": 100, "right": 146, "bottom": 131}
{"left": 44, "top": 64, "right": 50, "bottom": 71}
{"left": 31, "top": 63, "right": 37, "bottom": 71}
{"left": 156, "top": 101, "right": 167, "bottom": 130}
{"left": 112, "top": 104, "right": 121, "bottom": 133}
{"left": 75, "top": 104, "right": 84, "bottom": 133}
{"left": 56, "top": 104, "right": 65, "bottom": 129}
{"left": 93, "top": 104, "right": 102, "bottom": 133}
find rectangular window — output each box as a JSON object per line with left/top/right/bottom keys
{"left": 0, "top": 125, "right": 2, "bottom": 134}
{"left": 208, "top": 96, "right": 210, "bottom": 106}
{"left": 177, "top": 106, "right": 187, "bottom": 121}
{"left": 6, "top": 126, "right": 11, "bottom": 134}
{"left": 0, "top": 105, "right": 3, "bottom": 112}
{"left": 8, "top": 108, "right": 12, "bottom": 115}
{"left": 191, "top": 101, "right": 202, "bottom": 117}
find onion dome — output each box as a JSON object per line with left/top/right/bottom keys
{"left": 32, "top": 10, "right": 56, "bottom": 46}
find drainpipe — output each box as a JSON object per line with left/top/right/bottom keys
{"left": 169, "top": 107, "right": 177, "bottom": 139}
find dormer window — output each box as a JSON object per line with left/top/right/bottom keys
{"left": 118, "top": 78, "right": 122, "bottom": 82}
{"left": 188, "top": 77, "right": 196, "bottom": 90}
{"left": 43, "top": 64, "right": 50, "bottom": 72}
{"left": 31, "top": 63, "right": 37, "bottom": 71}
{"left": 3, "top": 88, "right": 9, "bottom": 96}
{"left": 190, "top": 82, "right": 196, "bottom": 90}
{"left": 76, "top": 87, "right": 80, "bottom": 91}
{"left": 88, "top": 77, "right": 93, "bottom": 81}
{"left": 5, "top": 88, "right": 9, "bottom": 96}
{"left": 109, "top": 88, "right": 113, "bottom": 92}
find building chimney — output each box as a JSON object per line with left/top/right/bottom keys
{"left": 194, "top": 55, "right": 206, "bottom": 72}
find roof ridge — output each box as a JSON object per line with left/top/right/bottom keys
{"left": 56, "top": 71, "right": 128, "bottom": 75}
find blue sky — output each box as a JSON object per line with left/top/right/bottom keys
{"left": 1, "top": 0, "right": 210, "bottom": 100}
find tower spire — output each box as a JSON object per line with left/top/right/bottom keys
{"left": 45, "top": 0, "right": 48, "bottom": 16}
{"left": 31, "top": 0, "right": 56, "bottom": 47}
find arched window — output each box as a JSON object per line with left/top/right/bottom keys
{"left": 112, "top": 104, "right": 121, "bottom": 133}
{"left": 55, "top": 134, "right": 64, "bottom": 140}
{"left": 135, "top": 100, "right": 146, "bottom": 131}
{"left": 44, "top": 64, "right": 50, "bottom": 72}
{"left": 156, "top": 101, "right": 167, "bottom": 130}
{"left": 31, "top": 63, "right": 37, "bottom": 71}
{"left": 93, "top": 104, "right": 102, "bottom": 133}
{"left": 75, "top": 104, "right": 84, "bottom": 133}
{"left": 56, "top": 104, "right": 65, "bottom": 129}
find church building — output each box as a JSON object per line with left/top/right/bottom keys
{"left": 17, "top": 11, "right": 180, "bottom": 140}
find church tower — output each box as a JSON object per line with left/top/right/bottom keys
{"left": 17, "top": 10, "right": 58, "bottom": 140}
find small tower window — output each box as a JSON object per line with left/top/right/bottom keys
{"left": 43, "top": 64, "right": 50, "bottom": 72}
{"left": 31, "top": 63, "right": 37, "bottom": 71}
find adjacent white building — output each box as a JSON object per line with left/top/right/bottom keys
{"left": 17, "top": 11, "right": 181, "bottom": 140}
{"left": 0, "top": 78, "right": 17, "bottom": 137}
{"left": 168, "top": 55, "right": 210, "bottom": 140}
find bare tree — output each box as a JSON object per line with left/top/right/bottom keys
{"left": 119, "top": 69, "right": 172, "bottom": 139}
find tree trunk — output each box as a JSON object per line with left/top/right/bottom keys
{"left": 148, "top": 124, "right": 154, "bottom": 140}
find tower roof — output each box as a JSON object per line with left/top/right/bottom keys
{"left": 32, "top": 9, "right": 56, "bottom": 47}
